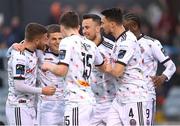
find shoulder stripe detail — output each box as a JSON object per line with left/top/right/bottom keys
{"left": 161, "top": 58, "right": 170, "bottom": 64}
{"left": 143, "top": 35, "right": 156, "bottom": 41}
{"left": 102, "top": 41, "right": 113, "bottom": 49}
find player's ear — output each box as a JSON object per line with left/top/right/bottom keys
{"left": 33, "top": 37, "right": 40, "bottom": 47}
{"left": 78, "top": 25, "right": 80, "bottom": 31}
{"left": 110, "top": 21, "right": 116, "bottom": 31}
{"left": 96, "top": 25, "right": 101, "bottom": 33}
{"left": 131, "top": 22, "right": 139, "bottom": 32}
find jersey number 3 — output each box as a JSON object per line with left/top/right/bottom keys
{"left": 81, "top": 52, "right": 92, "bottom": 80}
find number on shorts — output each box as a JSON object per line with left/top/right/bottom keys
{"left": 64, "top": 115, "right": 70, "bottom": 126}
{"left": 129, "top": 108, "right": 134, "bottom": 118}
{"left": 146, "top": 109, "right": 150, "bottom": 118}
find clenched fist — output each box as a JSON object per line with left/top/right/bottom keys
{"left": 42, "top": 86, "right": 56, "bottom": 95}
{"left": 41, "top": 62, "right": 52, "bottom": 72}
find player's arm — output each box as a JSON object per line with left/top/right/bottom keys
{"left": 7, "top": 41, "right": 25, "bottom": 58}
{"left": 13, "top": 53, "right": 56, "bottom": 95}
{"left": 11, "top": 40, "right": 25, "bottom": 51}
{"left": 94, "top": 46, "right": 107, "bottom": 71}
{"left": 151, "top": 40, "right": 176, "bottom": 86}
{"left": 41, "top": 38, "right": 70, "bottom": 76}
{"left": 14, "top": 80, "right": 56, "bottom": 95}
{"left": 107, "top": 43, "right": 134, "bottom": 77}
{"left": 95, "top": 45, "right": 126, "bottom": 77}
{"left": 107, "top": 62, "right": 125, "bottom": 78}
{"left": 41, "top": 62, "right": 68, "bottom": 76}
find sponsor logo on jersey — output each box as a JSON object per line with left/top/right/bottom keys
{"left": 26, "top": 66, "right": 36, "bottom": 73}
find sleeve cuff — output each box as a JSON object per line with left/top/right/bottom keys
{"left": 115, "top": 61, "right": 127, "bottom": 66}
{"left": 95, "top": 60, "right": 104, "bottom": 67}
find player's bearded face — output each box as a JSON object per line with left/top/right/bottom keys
{"left": 101, "top": 17, "right": 111, "bottom": 35}
{"left": 37, "top": 33, "right": 49, "bottom": 51}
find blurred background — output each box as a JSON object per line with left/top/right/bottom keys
{"left": 0, "top": 0, "right": 180, "bottom": 125}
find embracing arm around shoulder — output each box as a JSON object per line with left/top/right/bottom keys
{"left": 41, "top": 62, "right": 68, "bottom": 77}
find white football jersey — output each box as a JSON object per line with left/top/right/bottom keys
{"left": 112, "top": 31, "right": 148, "bottom": 103}
{"left": 91, "top": 37, "right": 117, "bottom": 103}
{"left": 58, "top": 35, "right": 104, "bottom": 104}
{"left": 36, "top": 49, "right": 65, "bottom": 101}
{"left": 7, "top": 49, "right": 38, "bottom": 107}
{"left": 137, "top": 34, "right": 171, "bottom": 100}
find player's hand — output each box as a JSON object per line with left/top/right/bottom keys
{"left": 105, "top": 59, "right": 113, "bottom": 73}
{"left": 150, "top": 74, "right": 167, "bottom": 87}
{"left": 42, "top": 86, "right": 56, "bottom": 95}
{"left": 12, "top": 42, "right": 25, "bottom": 51}
{"left": 41, "top": 62, "right": 52, "bottom": 72}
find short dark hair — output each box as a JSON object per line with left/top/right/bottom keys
{"left": 60, "top": 11, "right": 79, "bottom": 28}
{"left": 101, "top": 8, "right": 123, "bottom": 25}
{"left": 82, "top": 14, "right": 101, "bottom": 25}
{"left": 25, "top": 23, "right": 47, "bottom": 41}
{"left": 123, "top": 13, "right": 141, "bottom": 28}
{"left": 46, "top": 24, "right": 60, "bottom": 37}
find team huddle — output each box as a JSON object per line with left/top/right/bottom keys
{"left": 5, "top": 8, "right": 176, "bottom": 126}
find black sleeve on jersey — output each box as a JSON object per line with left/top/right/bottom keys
{"left": 95, "top": 60, "right": 104, "bottom": 67}
{"left": 161, "top": 58, "right": 170, "bottom": 65}
{"left": 14, "top": 77, "right": 25, "bottom": 80}
{"left": 115, "top": 61, "right": 127, "bottom": 66}
{"left": 57, "top": 62, "right": 69, "bottom": 67}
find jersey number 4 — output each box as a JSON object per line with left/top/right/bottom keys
{"left": 81, "top": 52, "right": 92, "bottom": 80}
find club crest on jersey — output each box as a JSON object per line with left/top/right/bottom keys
{"left": 118, "top": 50, "right": 126, "bottom": 59}
{"left": 59, "top": 50, "right": 66, "bottom": 60}
{"left": 16, "top": 64, "right": 25, "bottom": 75}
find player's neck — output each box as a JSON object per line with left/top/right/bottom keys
{"left": 65, "top": 28, "right": 79, "bottom": 37}
{"left": 23, "top": 40, "right": 36, "bottom": 52}
{"left": 50, "top": 47, "right": 59, "bottom": 55}
{"left": 93, "top": 33, "right": 102, "bottom": 46}
{"left": 135, "top": 31, "right": 142, "bottom": 38}
{"left": 113, "top": 25, "right": 125, "bottom": 40}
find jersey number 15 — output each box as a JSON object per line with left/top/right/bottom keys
{"left": 81, "top": 52, "right": 92, "bottom": 80}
